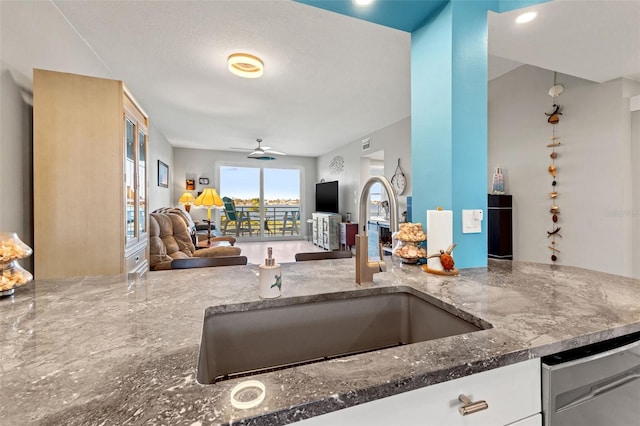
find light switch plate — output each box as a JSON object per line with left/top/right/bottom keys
{"left": 462, "top": 209, "right": 483, "bottom": 234}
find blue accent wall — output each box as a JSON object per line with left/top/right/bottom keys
{"left": 295, "top": 0, "right": 448, "bottom": 32}
{"left": 411, "top": 2, "right": 453, "bottom": 213}
{"left": 450, "top": 0, "right": 494, "bottom": 267}
{"left": 411, "top": 0, "right": 495, "bottom": 268}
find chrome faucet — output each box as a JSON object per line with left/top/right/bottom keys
{"left": 355, "top": 176, "right": 399, "bottom": 284}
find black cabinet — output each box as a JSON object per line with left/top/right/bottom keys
{"left": 488, "top": 194, "right": 512, "bottom": 259}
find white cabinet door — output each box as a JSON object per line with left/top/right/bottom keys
{"left": 313, "top": 213, "right": 340, "bottom": 250}
{"left": 297, "top": 359, "right": 540, "bottom": 426}
{"left": 312, "top": 214, "right": 320, "bottom": 245}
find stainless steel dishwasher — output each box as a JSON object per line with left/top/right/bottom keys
{"left": 542, "top": 331, "right": 640, "bottom": 425}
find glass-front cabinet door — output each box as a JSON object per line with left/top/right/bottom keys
{"left": 137, "top": 129, "right": 147, "bottom": 237}
{"left": 125, "top": 118, "right": 136, "bottom": 243}
{"left": 124, "top": 103, "right": 148, "bottom": 249}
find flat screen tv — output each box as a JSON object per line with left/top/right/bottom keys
{"left": 315, "top": 180, "right": 339, "bottom": 213}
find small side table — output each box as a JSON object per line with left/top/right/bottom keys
{"left": 340, "top": 222, "right": 358, "bottom": 251}
{"left": 196, "top": 238, "right": 234, "bottom": 249}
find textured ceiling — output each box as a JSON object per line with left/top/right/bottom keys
{"left": 52, "top": 0, "right": 640, "bottom": 158}
{"left": 53, "top": 0, "right": 411, "bottom": 157}
{"left": 489, "top": 0, "right": 640, "bottom": 83}
{"left": 296, "top": 0, "right": 448, "bottom": 32}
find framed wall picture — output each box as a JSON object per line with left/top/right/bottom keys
{"left": 186, "top": 179, "right": 195, "bottom": 190}
{"left": 199, "top": 177, "right": 209, "bottom": 185}
{"left": 157, "top": 160, "right": 169, "bottom": 188}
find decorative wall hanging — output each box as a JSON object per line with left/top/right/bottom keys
{"left": 546, "top": 74, "right": 564, "bottom": 263}
{"left": 391, "top": 158, "right": 407, "bottom": 195}
{"left": 157, "top": 160, "right": 169, "bottom": 188}
{"left": 186, "top": 179, "right": 195, "bottom": 190}
{"left": 329, "top": 155, "right": 344, "bottom": 175}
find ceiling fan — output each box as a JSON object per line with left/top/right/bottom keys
{"left": 231, "top": 139, "right": 287, "bottom": 160}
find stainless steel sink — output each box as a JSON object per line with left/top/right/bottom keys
{"left": 196, "top": 287, "right": 491, "bottom": 384}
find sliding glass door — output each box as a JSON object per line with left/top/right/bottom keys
{"left": 264, "top": 168, "right": 301, "bottom": 236}
{"left": 219, "top": 165, "right": 301, "bottom": 239}
{"left": 218, "top": 166, "right": 260, "bottom": 236}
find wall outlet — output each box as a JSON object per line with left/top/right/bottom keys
{"left": 462, "top": 209, "right": 483, "bottom": 233}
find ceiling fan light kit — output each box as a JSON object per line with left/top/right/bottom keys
{"left": 248, "top": 154, "right": 276, "bottom": 161}
{"left": 228, "top": 53, "right": 264, "bottom": 78}
{"left": 232, "top": 138, "right": 286, "bottom": 160}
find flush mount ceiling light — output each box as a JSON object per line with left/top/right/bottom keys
{"left": 354, "top": 0, "right": 374, "bottom": 5}
{"left": 515, "top": 11, "right": 537, "bottom": 24}
{"left": 228, "top": 53, "right": 264, "bottom": 78}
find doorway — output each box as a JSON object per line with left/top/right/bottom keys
{"left": 361, "top": 150, "right": 387, "bottom": 220}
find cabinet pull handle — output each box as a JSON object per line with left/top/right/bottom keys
{"left": 458, "top": 394, "right": 488, "bottom": 416}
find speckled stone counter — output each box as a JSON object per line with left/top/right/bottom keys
{"left": 1, "top": 260, "right": 639, "bottom": 425}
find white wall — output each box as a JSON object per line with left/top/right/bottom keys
{"left": 316, "top": 117, "right": 411, "bottom": 224}
{"left": 173, "top": 148, "right": 317, "bottom": 233}
{"left": 148, "top": 124, "right": 173, "bottom": 212}
{"left": 489, "top": 64, "right": 640, "bottom": 277}
{"left": 632, "top": 109, "right": 640, "bottom": 278}
{"left": 0, "top": 1, "right": 173, "bottom": 271}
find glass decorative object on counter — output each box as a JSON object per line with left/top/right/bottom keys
{"left": 393, "top": 222, "right": 427, "bottom": 264}
{"left": 0, "top": 232, "right": 33, "bottom": 297}
{"left": 491, "top": 165, "right": 505, "bottom": 194}
{"left": 393, "top": 240, "right": 427, "bottom": 264}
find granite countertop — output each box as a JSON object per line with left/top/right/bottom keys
{"left": 1, "top": 259, "right": 640, "bottom": 425}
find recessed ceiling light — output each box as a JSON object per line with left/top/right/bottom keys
{"left": 515, "top": 11, "right": 537, "bottom": 24}
{"left": 228, "top": 53, "right": 264, "bottom": 79}
{"left": 354, "top": 0, "right": 374, "bottom": 6}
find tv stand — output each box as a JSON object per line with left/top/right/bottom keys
{"left": 312, "top": 212, "right": 340, "bottom": 250}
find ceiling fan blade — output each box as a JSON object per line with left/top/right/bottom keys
{"left": 231, "top": 142, "right": 281, "bottom": 156}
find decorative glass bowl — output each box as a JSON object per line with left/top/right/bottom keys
{"left": 395, "top": 222, "right": 427, "bottom": 242}
{"left": 0, "top": 232, "right": 33, "bottom": 296}
{"left": 393, "top": 223, "right": 427, "bottom": 264}
{"left": 393, "top": 241, "right": 427, "bottom": 264}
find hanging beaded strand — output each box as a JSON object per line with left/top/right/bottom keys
{"left": 546, "top": 72, "right": 563, "bottom": 263}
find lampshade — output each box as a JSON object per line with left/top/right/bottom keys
{"left": 194, "top": 188, "right": 223, "bottom": 208}
{"left": 194, "top": 188, "right": 224, "bottom": 241}
{"left": 178, "top": 192, "right": 196, "bottom": 205}
{"left": 177, "top": 191, "right": 196, "bottom": 212}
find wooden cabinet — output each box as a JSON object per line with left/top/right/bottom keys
{"left": 298, "top": 359, "right": 541, "bottom": 425}
{"left": 339, "top": 222, "right": 358, "bottom": 250}
{"left": 312, "top": 213, "right": 340, "bottom": 250}
{"left": 34, "top": 69, "right": 149, "bottom": 279}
